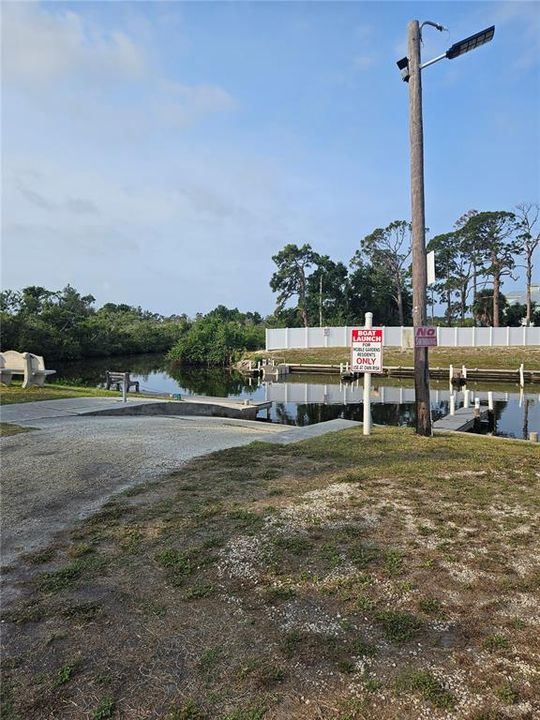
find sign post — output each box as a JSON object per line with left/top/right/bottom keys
{"left": 351, "top": 312, "right": 383, "bottom": 436}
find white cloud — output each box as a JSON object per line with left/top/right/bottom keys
{"left": 1, "top": 2, "right": 146, "bottom": 88}
{"left": 1, "top": 3, "right": 235, "bottom": 134}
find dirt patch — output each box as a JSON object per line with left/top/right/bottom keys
{"left": 2, "top": 428, "right": 539, "bottom": 719}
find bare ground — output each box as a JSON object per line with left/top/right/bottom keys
{"left": 2, "top": 427, "right": 539, "bottom": 720}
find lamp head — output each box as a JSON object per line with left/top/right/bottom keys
{"left": 446, "top": 25, "right": 495, "bottom": 60}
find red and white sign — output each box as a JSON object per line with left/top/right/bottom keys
{"left": 414, "top": 326, "right": 438, "bottom": 347}
{"left": 351, "top": 328, "right": 383, "bottom": 373}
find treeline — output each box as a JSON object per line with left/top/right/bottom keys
{"left": 269, "top": 204, "right": 539, "bottom": 328}
{"left": 0, "top": 286, "right": 267, "bottom": 366}
{"left": 0, "top": 285, "right": 187, "bottom": 361}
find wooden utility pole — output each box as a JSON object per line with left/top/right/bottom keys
{"left": 408, "top": 20, "right": 432, "bottom": 436}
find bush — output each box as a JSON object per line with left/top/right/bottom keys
{"left": 167, "top": 317, "right": 264, "bottom": 367}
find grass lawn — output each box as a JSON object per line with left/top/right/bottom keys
{"left": 246, "top": 346, "right": 540, "bottom": 370}
{"left": 0, "top": 383, "right": 159, "bottom": 405}
{"left": 2, "top": 427, "right": 539, "bottom": 719}
{"left": 0, "top": 382, "right": 121, "bottom": 405}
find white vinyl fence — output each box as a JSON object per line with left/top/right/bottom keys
{"left": 266, "top": 325, "right": 540, "bottom": 350}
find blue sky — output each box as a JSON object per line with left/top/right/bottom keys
{"left": 2, "top": 0, "right": 539, "bottom": 316}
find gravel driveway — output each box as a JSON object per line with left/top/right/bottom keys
{"left": 1, "top": 415, "right": 283, "bottom": 566}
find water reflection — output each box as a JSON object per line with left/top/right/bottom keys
{"left": 54, "top": 354, "right": 538, "bottom": 439}
{"left": 54, "top": 354, "right": 257, "bottom": 398}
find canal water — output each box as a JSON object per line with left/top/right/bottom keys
{"left": 54, "top": 354, "right": 539, "bottom": 440}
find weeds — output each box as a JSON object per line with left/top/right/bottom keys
{"left": 418, "top": 597, "right": 441, "bottom": 614}
{"left": 38, "top": 556, "right": 107, "bottom": 593}
{"left": 53, "top": 663, "right": 77, "bottom": 687}
{"left": 384, "top": 549, "right": 403, "bottom": 576}
{"left": 22, "top": 548, "right": 55, "bottom": 565}
{"left": 166, "top": 700, "right": 206, "bottom": 720}
{"left": 198, "top": 646, "right": 224, "bottom": 673}
{"left": 396, "top": 669, "right": 455, "bottom": 709}
{"left": 263, "top": 586, "right": 296, "bottom": 603}
{"left": 93, "top": 697, "right": 115, "bottom": 719}
{"left": 376, "top": 610, "right": 422, "bottom": 643}
{"left": 155, "top": 549, "right": 193, "bottom": 586}
{"left": 495, "top": 682, "right": 518, "bottom": 705}
{"left": 483, "top": 634, "right": 509, "bottom": 652}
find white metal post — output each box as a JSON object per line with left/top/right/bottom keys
{"left": 363, "top": 312, "right": 373, "bottom": 436}
{"left": 519, "top": 363, "right": 524, "bottom": 388}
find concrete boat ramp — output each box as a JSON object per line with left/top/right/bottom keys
{"left": 1, "top": 397, "right": 360, "bottom": 571}
{"left": 0, "top": 395, "right": 273, "bottom": 424}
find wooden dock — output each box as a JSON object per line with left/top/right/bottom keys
{"left": 433, "top": 406, "right": 489, "bottom": 432}
{"left": 274, "top": 363, "right": 540, "bottom": 384}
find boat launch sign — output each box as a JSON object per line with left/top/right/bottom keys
{"left": 351, "top": 328, "right": 383, "bottom": 373}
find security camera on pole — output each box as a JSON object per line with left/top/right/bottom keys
{"left": 397, "top": 20, "right": 495, "bottom": 436}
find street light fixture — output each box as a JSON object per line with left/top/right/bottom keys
{"left": 446, "top": 26, "right": 495, "bottom": 60}
{"left": 397, "top": 25, "right": 495, "bottom": 79}
{"left": 397, "top": 21, "right": 495, "bottom": 436}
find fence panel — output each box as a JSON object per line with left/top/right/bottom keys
{"left": 266, "top": 325, "right": 540, "bottom": 350}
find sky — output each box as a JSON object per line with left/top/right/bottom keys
{"left": 2, "top": 0, "right": 539, "bottom": 317}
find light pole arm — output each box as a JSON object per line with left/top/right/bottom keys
{"left": 420, "top": 52, "right": 447, "bottom": 70}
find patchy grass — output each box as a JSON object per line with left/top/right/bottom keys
{"left": 396, "top": 669, "right": 456, "bottom": 710}
{"left": 0, "top": 422, "right": 33, "bottom": 436}
{"left": 244, "top": 345, "right": 540, "bottom": 370}
{"left": 2, "top": 426, "right": 539, "bottom": 719}
{"left": 375, "top": 610, "right": 422, "bottom": 643}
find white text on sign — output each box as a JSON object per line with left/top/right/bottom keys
{"left": 351, "top": 328, "right": 383, "bottom": 373}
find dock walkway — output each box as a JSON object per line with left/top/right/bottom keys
{"left": 433, "top": 406, "right": 488, "bottom": 432}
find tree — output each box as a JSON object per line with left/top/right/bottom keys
{"left": 348, "top": 254, "right": 412, "bottom": 325}
{"left": 454, "top": 209, "right": 479, "bottom": 304}
{"left": 361, "top": 221, "right": 411, "bottom": 325}
{"left": 306, "top": 256, "right": 349, "bottom": 326}
{"left": 515, "top": 203, "right": 540, "bottom": 326}
{"left": 427, "top": 232, "right": 458, "bottom": 325}
{"left": 505, "top": 301, "right": 540, "bottom": 327}
{"left": 270, "top": 244, "right": 320, "bottom": 327}
{"left": 461, "top": 211, "right": 519, "bottom": 327}
{"left": 472, "top": 288, "right": 508, "bottom": 327}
